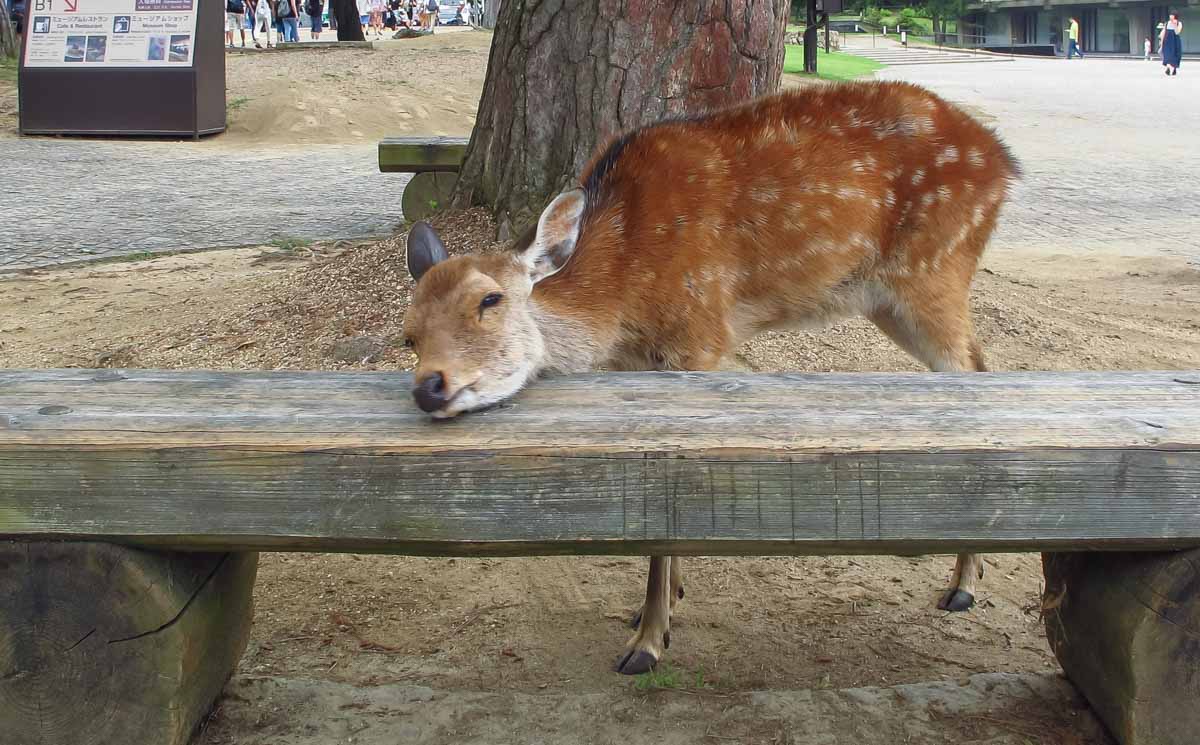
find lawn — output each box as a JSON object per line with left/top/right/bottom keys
{"left": 783, "top": 44, "right": 883, "bottom": 81}
{"left": 0, "top": 55, "right": 16, "bottom": 86}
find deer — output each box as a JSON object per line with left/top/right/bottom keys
{"left": 400, "top": 80, "right": 1020, "bottom": 675}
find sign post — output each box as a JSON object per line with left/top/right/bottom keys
{"left": 18, "top": 0, "right": 224, "bottom": 137}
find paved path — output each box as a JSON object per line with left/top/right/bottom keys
{"left": 878, "top": 56, "right": 1199, "bottom": 263}
{"left": 0, "top": 140, "right": 406, "bottom": 272}
{"left": 1, "top": 56, "right": 1197, "bottom": 271}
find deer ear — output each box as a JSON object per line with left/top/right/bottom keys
{"left": 521, "top": 189, "right": 586, "bottom": 284}
{"left": 406, "top": 221, "right": 449, "bottom": 282}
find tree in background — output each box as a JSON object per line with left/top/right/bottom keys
{"left": 452, "top": 0, "right": 790, "bottom": 236}
{"left": 1, "top": 1, "right": 18, "bottom": 60}
{"left": 923, "top": 0, "right": 964, "bottom": 43}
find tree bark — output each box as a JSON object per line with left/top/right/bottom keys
{"left": 331, "top": 0, "right": 366, "bottom": 40}
{"left": 453, "top": 0, "right": 789, "bottom": 234}
{"left": 1, "top": 1, "right": 18, "bottom": 60}
{"left": 482, "top": 0, "right": 500, "bottom": 28}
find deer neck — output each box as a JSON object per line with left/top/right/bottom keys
{"left": 528, "top": 290, "right": 616, "bottom": 375}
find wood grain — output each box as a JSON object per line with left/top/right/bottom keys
{"left": 1, "top": 370, "right": 1197, "bottom": 555}
{"left": 1043, "top": 549, "right": 1200, "bottom": 745}
{"left": 0, "top": 542, "right": 257, "bottom": 745}
{"left": 378, "top": 136, "right": 470, "bottom": 173}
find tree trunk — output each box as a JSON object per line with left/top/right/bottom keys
{"left": 0, "top": 2, "right": 18, "bottom": 60}
{"left": 482, "top": 0, "right": 500, "bottom": 28}
{"left": 453, "top": 0, "right": 789, "bottom": 234}
{"left": 331, "top": 0, "right": 366, "bottom": 40}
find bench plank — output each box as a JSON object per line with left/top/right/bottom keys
{"left": 378, "top": 135, "right": 470, "bottom": 173}
{"left": 0, "top": 370, "right": 1198, "bottom": 555}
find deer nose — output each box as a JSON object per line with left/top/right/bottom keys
{"left": 412, "top": 372, "right": 448, "bottom": 413}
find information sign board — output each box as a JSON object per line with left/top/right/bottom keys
{"left": 24, "top": 0, "right": 198, "bottom": 68}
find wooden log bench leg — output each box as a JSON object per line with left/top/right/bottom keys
{"left": 1043, "top": 549, "right": 1200, "bottom": 745}
{"left": 0, "top": 542, "right": 257, "bottom": 745}
{"left": 401, "top": 171, "right": 459, "bottom": 223}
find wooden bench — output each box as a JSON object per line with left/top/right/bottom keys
{"left": 2, "top": 369, "right": 1199, "bottom": 745}
{"left": 377, "top": 135, "right": 469, "bottom": 221}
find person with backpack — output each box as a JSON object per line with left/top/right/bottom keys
{"left": 423, "top": 0, "right": 438, "bottom": 31}
{"left": 225, "top": 0, "right": 248, "bottom": 47}
{"left": 305, "top": 0, "right": 323, "bottom": 39}
{"left": 276, "top": 0, "right": 300, "bottom": 42}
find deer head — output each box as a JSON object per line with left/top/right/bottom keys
{"left": 401, "top": 190, "right": 587, "bottom": 418}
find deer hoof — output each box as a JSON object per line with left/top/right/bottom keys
{"left": 615, "top": 648, "right": 659, "bottom": 675}
{"left": 937, "top": 588, "right": 975, "bottom": 612}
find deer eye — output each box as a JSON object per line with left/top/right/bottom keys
{"left": 480, "top": 293, "right": 503, "bottom": 309}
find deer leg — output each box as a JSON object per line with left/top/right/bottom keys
{"left": 628, "top": 556, "right": 684, "bottom": 629}
{"left": 616, "top": 556, "right": 672, "bottom": 674}
{"left": 871, "top": 297, "right": 988, "bottom": 613}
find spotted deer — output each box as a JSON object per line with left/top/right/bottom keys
{"left": 400, "top": 81, "right": 1020, "bottom": 674}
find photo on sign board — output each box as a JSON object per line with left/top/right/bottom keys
{"left": 32, "top": 16, "right": 51, "bottom": 33}
{"left": 168, "top": 34, "right": 191, "bottom": 63}
{"left": 86, "top": 36, "right": 108, "bottom": 62}
{"left": 64, "top": 36, "right": 87, "bottom": 63}
{"left": 147, "top": 35, "right": 168, "bottom": 61}
{"left": 113, "top": 15, "right": 131, "bottom": 33}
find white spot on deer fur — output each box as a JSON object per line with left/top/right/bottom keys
{"left": 911, "top": 169, "right": 926, "bottom": 186}
{"left": 967, "top": 148, "right": 985, "bottom": 168}
{"left": 751, "top": 186, "right": 780, "bottom": 203}
{"left": 827, "top": 124, "right": 843, "bottom": 137}
{"left": 883, "top": 190, "right": 896, "bottom": 208}
{"left": 897, "top": 115, "right": 934, "bottom": 137}
{"left": 971, "top": 205, "right": 987, "bottom": 227}
{"left": 920, "top": 192, "right": 936, "bottom": 209}
{"left": 837, "top": 186, "right": 867, "bottom": 200}
{"left": 885, "top": 167, "right": 902, "bottom": 181}
{"left": 937, "top": 185, "right": 953, "bottom": 200}
{"left": 850, "top": 160, "right": 867, "bottom": 174}
{"left": 862, "top": 154, "right": 878, "bottom": 170}
{"left": 935, "top": 145, "right": 960, "bottom": 167}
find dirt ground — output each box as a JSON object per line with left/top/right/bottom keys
{"left": 0, "top": 35, "right": 490, "bottom": 142}
{"left": 3, "top": 209, "right": 1198, "bottom": 744}
{"left": 3, "top": 33, "right": 1200, "bottom": 745}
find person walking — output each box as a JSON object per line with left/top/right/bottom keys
{"left": 357, "top": 0, "right": 371, "bottom": 36}
{"left": 306, "top": 0, "right": 323, "bottom": 39}
{"left": 277, "top": 0, "right": 300, "bottom": 42}
{"left": 254, "top": 0, "right": 274, "bottom": 47}
{"left": 368, "top": 0, "right": 385, "bottom": 37}
{"left": 307, "top": 0, "right": 326, "bottom": 38}
{"left": 1160, "top": 13, "right": 1184, "bottom": 75}
{"left": 424, "top": 0, "right": 438, "bottom": 31}
{"left": 226, "top": 0, "right": 248, "bottom": 47}
{"left": 1067, "top": 17, "right": 1084, "bottom": 59}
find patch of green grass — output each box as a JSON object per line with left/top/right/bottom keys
{"left": 227, "top": 96, "right": 251, "bottom": 111}
{"left": 0, "top": 56, "right": 16, "bottom": 86}
{"left": 268, "top": 236, "right": 313, "bottom": 251}
{"left": 633, "top": 665, "right": 683, "bottom": 691}
{"left": 783, "top": 44, "right": 884, "bottom": 81}
{"left": 632, "top": 664, "right": 714, "bottom": 692}
{"left": 88, "top": 250, "right": 172, "bottom": 266}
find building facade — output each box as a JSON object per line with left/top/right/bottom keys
{"left": 965, "top": 0, "right": 1195, "bottom": 55}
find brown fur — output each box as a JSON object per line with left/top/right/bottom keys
{"left": 402, "top": 81, "right": 1019, "bottom": 672}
